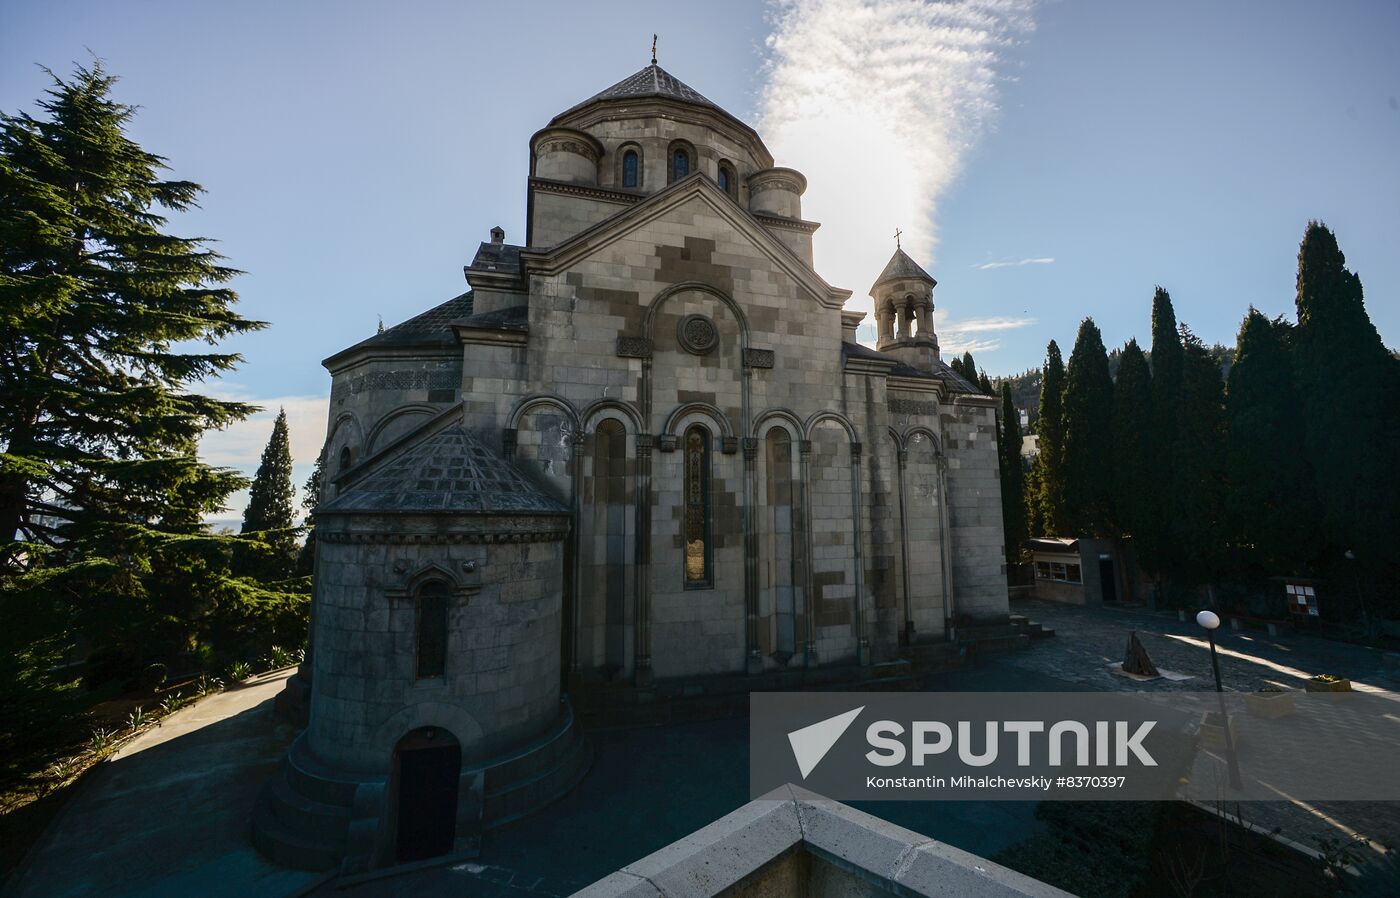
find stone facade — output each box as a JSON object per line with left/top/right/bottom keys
{"left": 260, "top": 61, "right": 1010, "bottom": 873}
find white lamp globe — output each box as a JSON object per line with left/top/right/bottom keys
{"left": 1196, "top": 610, "right": 1221, "bottom": 630}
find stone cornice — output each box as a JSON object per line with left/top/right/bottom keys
{"left": 528, "top": 177, "right": 641, "bottom": 206}
{"left": 752, "top": 213, "right": 821, "bottom": 234}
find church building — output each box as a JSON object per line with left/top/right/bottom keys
{"left": 256, "top": 59, "right": 1010, "bottom": 872}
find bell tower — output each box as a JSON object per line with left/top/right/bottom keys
{"left": 871, "top": 244, "right": 939, "bottom": 372}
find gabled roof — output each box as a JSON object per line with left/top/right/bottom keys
{"left": 518, "top": 172, "right": 852, "bottom": 309}
{"left": 870, "top": 248, "right": 937, "bottom": 294}
{"left": 319, "top": 423, "right": 566, "bottom": 516}
{"left": 323, "top": 292, "right": 474, "bottom": 368}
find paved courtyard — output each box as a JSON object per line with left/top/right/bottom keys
{"left": 8, "top": 602, "right": 1399, "bottom": 896}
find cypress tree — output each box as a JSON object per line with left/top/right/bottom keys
{"left": 242, "top": 409, "right": 297, "bottom": 577}
{"left": 1061, "top": 319, "right": 1115, "bottom": 536}
{"left": 1141, "top": 287, "right": 1184, "bottom": 579}
{"left": 1225, "top": 310, "right": 1318, "bottom": 574}
{"left": 999, "top": 383, "right": 1027, "bottom": 564}
{"left": 1169, "top": 330, "right": 1226, "bottom": 589}
{"left": 961, "top": 351, "right": 977, "bottom": 381}
{"left": 978, "top": 370, "right": 994, "bottom": 396}
{"left": 1110, "top": 339, "right": 1153, "bottom": 540}
{"left": 0, "top": 63, "right": 305, "bottom": 675}
{"left": 1291, "top": 222, "right": 1400, "bottom": 575}
{"left": 1033, "top": 340, "right": 1068, "bottom": 535}
{"left": 243, "top": 409, "right": 296, "bottom": 535}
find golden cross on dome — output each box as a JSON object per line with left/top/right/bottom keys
{"left": 894, "top": 227, "right": 903, "bottom": 250}
{"left": 652, "top": 34, "right": 658, "bottom": 65}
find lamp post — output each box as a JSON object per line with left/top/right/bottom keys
{"left": 1196, "top": 610, "right": 1243, "bottom": 790}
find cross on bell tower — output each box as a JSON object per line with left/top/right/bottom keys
{"left": 869, "top": 243, "right": 940, "bottom": 371}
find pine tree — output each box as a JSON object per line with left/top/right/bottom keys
{"left": 999, "top": 383, "right": 1027, "bottom": 564}
{"left": 0, "top": 63, "right": 305, "bottom": 677}
{"left": 1061, "top": 319, "right": 1115, "bottom": 536}
{"left": 1169, "top": 330, "right": 1226, "bottom": 589}
{"left": 242, "top": 409, "right": 297, "bottom": 578}
{"left": 1225, "top": 310, "right": 1319, "bottom": 573}
{"left": 1141, "top": 287, "right": 1184, "bottom": 580}
{"left": 1033, "top": 340, "right": 1068, "bottom": 535}
{"left": 1111, "top": 339, "right": 1153, "bottom": 541}
{"left": 1291, "top": 222, "right": 1400, "bottom": 576}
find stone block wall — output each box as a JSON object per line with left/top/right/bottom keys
{"left": 309, "top": 517, "right": 563, "bottom": 773}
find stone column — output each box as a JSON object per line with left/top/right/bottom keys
{"left": 849, "top": 441, "right": 869, "bottom": 665}
{"left": 569, "top": 429, "right": 585, "bottom": 674}
{"left": 896, "top": 300, "right": 913, "bottom": 341}
{"left": 936, "top": 452, "right": 955, "bottom": 640}
{"left": 634, "top": 432, "right": 654, "bottom": 685}
{"left": 798, "top": 438, "right": 818, "bottom": 667}
{"left": 895, "top": 445, "right": 913, "bottom": 645}
{"left": 743, "top": 436, "right": 762, "bottom": 674}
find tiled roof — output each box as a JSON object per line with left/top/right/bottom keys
{"left": 363, "top": 292, "right": 474, "bottom": 347}
{"left": 552, "top": 63, "right": 726, "bottom": 123}
{"left": 469, "top": 241, "right": 522, "bottom": 276}
{"left": 320, "top": 425, "right": 566, "bottom": 515}
{"left": 870, "top": 248, "right": 936, "bottom": 294}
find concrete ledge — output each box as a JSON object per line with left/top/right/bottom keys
{"left": 570, "top": 785, "right": 1072, "bottom": 898}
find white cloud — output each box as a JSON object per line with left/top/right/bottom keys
{"left": 760, "top": 0, "right": 1035, "bottom": 323}
{"left": 198, "top": 389, "right": 329, "bottom": 523}
{"left": 973, "top": 256, "right": 1055, "bottom": 269}
{"left": 939, "top": 314, "right": 1036, "bottom": 354}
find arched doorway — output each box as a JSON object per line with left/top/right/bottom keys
{"left": 393, "top": 727, "right": 461, "bottom": 862}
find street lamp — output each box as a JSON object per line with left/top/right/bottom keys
{"left": 1196, "top": 610, "right": 1244, "bottom": 790}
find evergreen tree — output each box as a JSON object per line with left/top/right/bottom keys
{"left": 1169, "top": 330, "right": 1226, "bottom": 589}
{"left": 296, "top": 450, "right": 324, "bottom": 576}
{"left": 243, "top": 409, "right": 295, "bottom": 535}
{"left": 1291, "top": 222, "right": 1400, "bottom": 576}
{"left": 242, "top": 409, "right": 297, "bottom": 578}
{"left": 0, "top": 63, "right": 305, "bottom": 679}
{"left": 1141, "top": 287, "right": 1184, "bottom": 579}
{"left": 1225, "top": 310, "right": 1319, "bottom": 573}
{"left": 978, "top": 370, "right": 994, "bottom": 396}
{"left": 1110, "top": 339, "right": 1153, "bottom": 540}
{"left": 1032, "top": 340, "right": 1068, "bottom": 535}
{"left": 1061, "top": 319, "right": 1115, "bottom": 535}
{"left": 999, "top": 383, "right": 1027, "bottom": 564}
{"left": 961, "top": 350, "right": 977, "bottom": 381}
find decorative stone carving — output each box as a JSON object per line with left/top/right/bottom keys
{"left": 888, "top": 398, "right": 938, "bottom": 417}
{"left": 677, "top": 314, "right": 718, "bottom": 355}
{"left": 742, "top": 348, "right": 775, "bottom": 369}
{"left": 721, "top": 436, "right": 740, "bottom": 455}
{"left": 535, "top": 137, "right": 601, "bottom": 162}
{"left": 657, "top": 434, "right": 679, "bottom": 452}
{"left": 616, "top": 336, "right": 652, "bottom": 358}
{"left": 332, "top": 368, "right": 461, "bottom": 398}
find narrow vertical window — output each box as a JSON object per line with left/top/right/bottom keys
{"left": 622, "top": 150, "right": 638, "bottom": 188}
{"left": 683, "top": 425, "right": 712, "bottom": 588}
{"left": 339, "top": 446, "right": 352, "bottom": 472}
{"left": 718, "top": 162, "right": 737, "bottom": 198}
{"left": 416, "top": 579, "right": 448, "bottom": 678}
{"left": 672, "top": 148, "right": 689, "bottom": 180}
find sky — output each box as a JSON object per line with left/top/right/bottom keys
{"left": 4, "top": 0, "right": 1397, "bottom": 523}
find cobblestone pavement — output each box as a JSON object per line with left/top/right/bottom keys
{"left": 1009, "top": 599, "right": 1400, "bottom": 868}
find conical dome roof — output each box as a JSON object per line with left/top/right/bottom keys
{"left": 320, "top": 425, "right": 566, "bottom": 515}
{"left": 870, "top": 248, "right": 937, "bottom": 295}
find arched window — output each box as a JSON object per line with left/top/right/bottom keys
{"left": 683, "top": 425, "right": 712, "bottom": 588}
{"left": 671, "top": 148, "right": 690, "bottom": 181}
{"left": 338, "top": 446, "right": 353, "bottom": 472}
{"left": 415, "top": 579, "right": 449, "bottom": 679}
{"left": 717, "top": 161, "right": 737, "bottom": 199}
{"left": 622, "top": 150, "right": 639, "bottom": 188}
